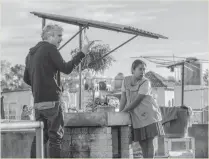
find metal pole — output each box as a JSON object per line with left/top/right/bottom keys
{"left": 59, "top": 26, "right": 87, "bottom": 51}
{"left": 1, "top": 121, "right": 44, "bottom": 158}
{"left": 181, "top": 63, "right": 185, "bottom": 106}
{"left": 79, "top": 26, "right": 83, "bottom": 110}
{"left": 91, "top": 35, "right": 138, "bottom": 64}
{"left": 42, "top": 18, "right": 46, "bottom": 29}
{"left": 36, "top": 123, "right": 44, "bottom": 159}
{"left": 0, "top": 121, "right": 43, "bottom": 130}
{"left": 1, "top": 96, "right": 5, "bottom": 119}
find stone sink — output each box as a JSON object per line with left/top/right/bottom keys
{"left": 64, "top": 112, "right": 131, "bottom": 127}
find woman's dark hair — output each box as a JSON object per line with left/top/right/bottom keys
{"left": 23, "top": 105, "right": 27, "bottom": 110}
{"left": 131, "top": 59, "right": 146, "bottom": 74}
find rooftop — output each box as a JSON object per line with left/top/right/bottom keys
{"left": 145, "top": 71, "right": 178, "bottom": 88}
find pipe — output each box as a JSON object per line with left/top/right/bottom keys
{"left": 181, "top": 63, "right": 185, "bottom": 106}
{"left": 36, "top": 126, "right": 44, "bottom": 158}
{"left": 91, "top": 35, "right": 138, "bottom": 64}
{"left": 0, "top": 121, "right": 44, "bottom": 130}
{"left": 78, "top": 25, "right": 82, "bottom": 110}
{"left": 1, "top": 121, "right": 44, "bottom": 158}
{"left": 42, "top": 18, "right": 46, "bottom": 29}
{"left": 58, "top": 26, "right": 87, "bottom": 51}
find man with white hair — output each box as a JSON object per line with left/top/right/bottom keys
{"left": 24, "top": 24, "right": 93, "bottom": 158}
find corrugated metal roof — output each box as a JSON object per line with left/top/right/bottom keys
{"left": 31, "top": 11, "right": 168, "bottom": 39}
{"left": 145, "top": 71, "right": 176, "bottom": 88}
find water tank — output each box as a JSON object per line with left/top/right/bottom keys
{"left": 114, "top": 73, "right": 124, "bottom": 90}
{"left": 184, "top": 57, "right": 202, "bottom": 85}
{"left": 99, "top": 81, "right": 107, "bottom": 90}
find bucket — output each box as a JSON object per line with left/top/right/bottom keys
{"left": 160, "top": 107, "right": 190, "bottom": 138}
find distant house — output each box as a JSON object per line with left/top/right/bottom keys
{"left": 145, "top": 71, "right": 176, "bottom": 107}
{"left": 108, "top": 71, "right": 176, "bottom": 107}
{"left": 1, "top": 89, "right": 34, "bottom": 120}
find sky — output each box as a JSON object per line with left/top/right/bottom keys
{"left": 1, "top": 0, "right": 208, "bottom": 79}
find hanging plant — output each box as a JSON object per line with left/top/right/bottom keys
{"left": 71, "top": 43, "right": 116, "bottom": 73}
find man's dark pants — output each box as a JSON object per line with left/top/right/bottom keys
{"left": 30, "top": 102, "right": 64, "bottom": 158}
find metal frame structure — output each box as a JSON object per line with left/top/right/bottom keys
{"left": 131, "top": 55, "right": 205, "bottom": 106}
{"left": 167, "top": 58, "right": 198, "bottom": 106}
{"left": 1, "top": 121, "right": 44, "bottom": 158}
{"left": 31, "top": 11, "right": 168, "bottom": 109}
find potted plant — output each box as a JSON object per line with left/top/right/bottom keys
{"left": 61, "top": 42, "right": 116, "bottom": 112}
{"left": 96, "top": 96, "right": 119, "bottom": 113}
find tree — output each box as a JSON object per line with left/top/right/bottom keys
{"left": 1, "top": 60, "right": 28, "bottom": 91}
{"left": 1, "top": 60, "right": 12, "bottom": 78}
{"left": 1, "top": 60, "right": 12, "bottom": 91}
{"left": 62, "top": 43, "right": 115, "bottom": 92}
{"left": 61, "top": 43, "right": 116, "bottom": 111}
{"left": 71, "top": 43, "right": 115, "bottom": 73}
{"left": 203, "top": 69, "right": 208, "bottom": 86}
{"left": 9, "top": 64, "right": 26, "bottom": 90}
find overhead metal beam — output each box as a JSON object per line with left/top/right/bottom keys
{"left": 31, "top": 11, "right": 168, "bottom": 39}
{"left": 31, "top": 11, "right": 169, "bottom": 110}
{"left": 91, "top": 35, "right": 138, "bottom": 64}
{"left": 42, "top": 18, "right": 46, "bottom": 29}
{"left": 58, "top": 26, "right": 88, "bottom": 51}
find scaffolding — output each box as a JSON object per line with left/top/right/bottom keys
{"left": 31, "top": 11, "right": 168, "bottom": 109}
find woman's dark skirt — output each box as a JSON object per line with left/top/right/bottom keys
{"left": 133, "top": 122, "right": 165, "bottom": 141}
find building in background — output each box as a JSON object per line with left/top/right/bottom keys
{"left": 145, "top": 71, "right": 175, "bottom": 107}
{"left": 1, "top": 89, "right": 34, "bottom": 120}
{"left": 184, "top": 57, "right": 202, "bottom": 85}
{"left": 174, "top": 85, "right": 208, "bottom": 109}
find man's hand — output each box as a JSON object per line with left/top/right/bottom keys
{"left": 81, "top": 41, "right": 95, "bottom": 55}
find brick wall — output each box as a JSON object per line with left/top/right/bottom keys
{"left": 1, "top": 132, "right": 34, "bottom": 158}
{"left": 1, "top": 126, "right": 133, "bottom": 158}
{"left": 188, "top": 124, "right": 208, "bottom": 158}
{"left": 120, "top": 126, "right": 133, "bottom": 158}
{"left": 62, "top": 127, "right": 113, "bottom": 158}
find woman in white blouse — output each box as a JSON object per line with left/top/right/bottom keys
{"left": 119, "top": 59, "right": 164, "bottom": 158}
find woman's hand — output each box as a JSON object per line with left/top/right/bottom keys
{"left": 120, "top": 108, "right": 128, "bottom": 112}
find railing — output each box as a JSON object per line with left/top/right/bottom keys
{"left": 1, "top": 121, "right": 44, "bottom": 158}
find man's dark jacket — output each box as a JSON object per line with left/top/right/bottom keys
{"left": 23, "top": 41, "right": 85, "bottom": 103}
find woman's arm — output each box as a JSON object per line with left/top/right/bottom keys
{"left": 119, "top": 78, "right": 127, "bottom": 112}
{"left": 119, "top": 92, "right": 127, "bottom": 111}
{"left": 121, "top": 94, "right": 145, "bottom": 112}
{"left": 122, "top": 80, "right": 150, "bottom": 112}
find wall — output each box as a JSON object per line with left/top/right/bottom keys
{"left": 184, "top": 60, "right": 202, "bottom": 85}
{"left": 3, "top": 124, "right": 208, "bottom": 158}
{"left": 1, "top": 131, "right": 34, "bottom": 158}
{"left": 1, "top": 126, "right": 132, "bottom": 158}
{"left": 174, "top": 85, "right": 208, "bottom": 109}
{"left": 152, "top": 87, "right": 165, "bottom": 106}
{"left": 188, "top": 124, "right": 208, "bottom": 158}
{"left": 164, "top": 89, "right": 174, "bottom": 107}
{"left": 2, "top": 90, "right": 34, "bottom": 120}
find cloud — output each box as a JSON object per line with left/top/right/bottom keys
{"left": 1, "top": 24, "right": 41, "bottom": 42}
{"left": 2, "top": 0, "right": 207, "bottom": 72}
{"left": 183, "top": 52, "right": 209, "bottom": 57}
{"left": 85, "top": 3, "right": 127, "bottom": 10}
{"left": 138, "top": 8, "right": 169, "bottom": 15}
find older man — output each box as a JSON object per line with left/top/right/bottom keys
{"left": 23, "top": 24, "right": 92, "bottom": 158}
